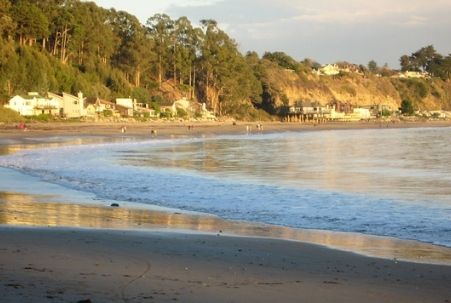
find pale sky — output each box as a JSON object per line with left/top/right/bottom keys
{"left": 92, "top": 0, "right": 451, "bottom": 67}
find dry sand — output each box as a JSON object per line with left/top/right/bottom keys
{"left": 1, "top": 226, "right": 450, "bottom": 303}
{"left": 1, "top": 120, "right": 451, "bottom": 302}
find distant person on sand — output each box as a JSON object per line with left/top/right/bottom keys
{"left": 120, "top": 126, "right": 127, "bottom": 133}
{"left": 18, "top": 122, "right": 27, "bottom": 131}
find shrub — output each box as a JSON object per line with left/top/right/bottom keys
{"left": 401, "top": 99, "right": 414, "bottom": 115}
{"left": 27, "top": 114, "right": 54, "bottom": 122}
{"left": 176, "top": 107, "right": 188, "bottom": 118}
{"left": 0, "top": 106, "right": 24, "bottom": 123}
{"left": 381, "top": 109, "right": 392, "bottom": 117}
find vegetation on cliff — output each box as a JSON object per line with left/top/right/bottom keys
{"left": 0, "top": 0, "right": 450, "bottom": 120}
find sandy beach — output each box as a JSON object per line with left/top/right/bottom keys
{"left": 1, "top": 120, "right": 451, "bottom": 142}
{"left": 1, "top": 226, "right": 450, "bottom": 303}
{"left": 1, "top": 121, "right": 451, "bottom": 302}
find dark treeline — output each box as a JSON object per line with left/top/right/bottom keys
{"left": 400, "top": 45, "right": 451, "bottom": 80}
{"left": 0, "top": 0, "right": 263, "bottom": 117}
{"left": 1, "top": 0, "right": 450, "bottom": 118}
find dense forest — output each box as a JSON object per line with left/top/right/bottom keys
{"left": 1, "top": 0, "right": 451, "bottom": 119}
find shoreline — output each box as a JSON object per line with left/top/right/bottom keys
{"left": 1, "top": 120, "right": 451, "bottom": 142}
{"left": 0, "top": 122, "right": 450, "bottom": 262}
{"left": 1, "top": 121, "right": 451, "bottom": 302}
{"left": 1, "top": 189, "right": 450, "bottom": 266}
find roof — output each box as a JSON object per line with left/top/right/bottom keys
{"left": 85, "top": 97, "right": 115, "bottom": 106}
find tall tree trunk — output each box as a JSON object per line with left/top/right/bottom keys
{"left": 61, "top": 26, "right": 69, "bottom": 64}
{"left": 206, "top": 70, "right": 209, "bottom": 106}
{"left": 158, "top": 54, "right": 162, "bottom": 88}
{"left": 192, "top": 66, "right": 196, "bottom": 100}
{"left": 52, "top": 32, "right": 60, "bottom": 56}
{"left": 188, "top": 65, "right": 192, "bottom": 99}
{"left": 173, "top": 43, "right": 177, "bottom": 84}
{"left": 79, "top": 41, "right": 84, "bottom": 65}
{"left": 135, "top": 67, "right": 141, "bottom": 87}
{"left": 173, "top": 59, "right": 177, "bottom": 84}
{"left": 6, "top": 80, "right": 12, "bottom": 95}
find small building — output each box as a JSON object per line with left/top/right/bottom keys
{"left": 315, "top": 63, "right": 363, "bottom": 76}
{"left": 48, "top": 92, "right": 86, "bottom": 118}
{"left": 86, "top": 98, "right": 119, "bottom": 117}
{"left": 134, "top": 106, "right": 157, "bottom": 118}
{"left": 353, "top": 108, "right": 371, "bottom": 119}
{"left": 115, "top": 98, "right": 134, "bottom": 116}
{"left": 394, "top": 71, "right": 431, "bottom": 79}
{"left": 5, "top": 92, "right": 60, "bottom": 116}
{"left": 318, "top": 64, "right": 340, "bottom": 76}
{"left": 329, "top": 100, "right": 353, "bottom": 114}
{"left": 116, "top": 104, "right": 133, "bottom": 117}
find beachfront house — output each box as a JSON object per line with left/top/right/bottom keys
{"left": 6, "top": 92, "right": 60, "bottom": 116}
{"left": 47, "top": 92, "right": 86, "bottom": 118}
{"left": 115, "top": 98, "right": 134, "bottom": 117}
{"left": 86, "top": 97, "right": 118, "bottom": 117}
{"left": 134, "top": 104, "right": 157, "bottom": 118}
{"left": 353, "top": 108, "right": 371, "bottom": 120}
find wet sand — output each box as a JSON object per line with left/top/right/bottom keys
{"left": 0, "top": 192, "right": 450, "bottom": 302}
{"left": 1, "top": 120, "right": 451, "bottom": 142}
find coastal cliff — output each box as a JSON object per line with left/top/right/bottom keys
{"left": 258, "top": 62, "right": 451, "bottom": 112}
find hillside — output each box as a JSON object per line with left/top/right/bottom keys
{"left": 0, "top": 0, "right": 450, "bottom": 121}
{"left": 259, "top": 62, "right": 451, "bottom": 111}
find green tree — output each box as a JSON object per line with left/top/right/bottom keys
{"left": 11, "top": 1, "right": 49, "bottom": 46}
{"left": 0, "top": 0, "right": 16, "bottom": 40}
{"left": 400, "top": 55, "right": 411, "bottom": 72}
{"left": 400, "top": 99, "right": 414, "bottom": 115}
{"left": 262, "top": 51, "right": 300, "bottom": 71}
{"left": 110, "top": 10, "right": 153, "bottom": 87}
{"left": 199, "top": 19, "right": 260, "bottom": 115}
{"left": 146, "top": 14, "right": 174, "bottom": 87}
{"left": 412, "top": 45, "right": 438, "bottom": 72}
{"left": 367, "top": 60, "right": 378, "bottom": 73}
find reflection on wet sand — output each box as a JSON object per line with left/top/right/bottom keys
{"left": 1, "top": 191, "right": 450, "bottom": 265}
{"left": 0, "top": 136, "right": 135, "bottom": 156}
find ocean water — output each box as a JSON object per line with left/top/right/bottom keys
{"left": 1, "top": 127, "right": 450, "bottom": 247}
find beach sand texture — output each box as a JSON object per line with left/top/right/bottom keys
{"left": 1, "top": 121, "right": 451, "bottom": 302}
{"left": 1, "top": 227, "right": 451, "bottom": 303}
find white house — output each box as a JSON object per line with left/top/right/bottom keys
{"left": 48, "top": 92, "right": 86, "bottom": 118}
{"left": 6, "top": 95, "right": 35, "bottom": 116}
{"left": 353, "top": 108, "right": 371, "bottom": 119}
{"left": 6, "top": 92, "right": 60, "bottom": 116}
{"left": 394, "top": 71, "right": 431, "bottom": 79}
{"left": 115, "top": 98, "right": 134, "bottom": 117}
{"left": 116, "top": 98, "right": 134, "bottom": 109}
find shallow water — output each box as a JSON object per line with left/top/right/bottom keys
{"left": 0, "top": 127, "right": 450, "bottom": 247}
{"left": 1, "top": 191, "right": 451, "bottom": 265}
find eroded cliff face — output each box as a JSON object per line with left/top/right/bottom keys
{"left": 263, "top": 67, "right": 451, "bottom": 111}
